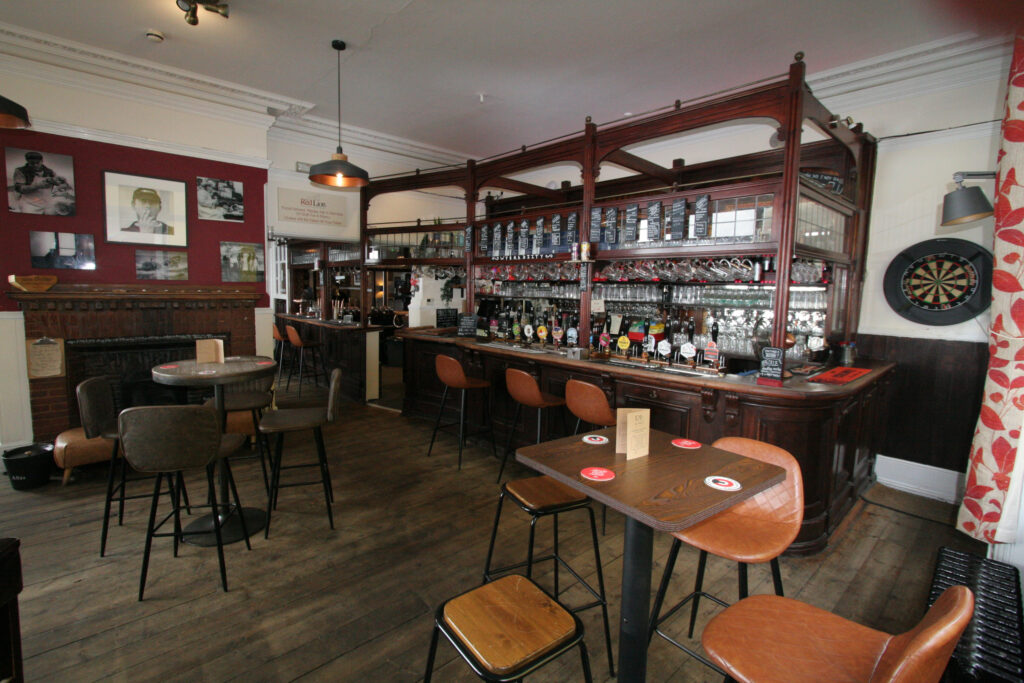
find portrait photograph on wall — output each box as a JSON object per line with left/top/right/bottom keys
{"left": 6, "top": 147, "right": 76, "bottom": 216}
{"left": 29, "top": 231, "right": 95, "bottom": 270}
{"left": 135, "top": 249, "right": 188, "bottom": 280}
{"left": 220, "top": 241, "right": 265, "bottom": 282}
{"left": 197, "top": 176, "right": 244, "bottom": 222}
{"left": 104, "top": 171, "right": 187, "bottom": 247}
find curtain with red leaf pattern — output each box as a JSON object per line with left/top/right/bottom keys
{"left": 957, "top": 32, "right": 1024, "bottom": 543}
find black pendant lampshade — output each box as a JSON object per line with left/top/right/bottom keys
{"left": 309, "top": 40, "right": 369, "bottom": 188}
{"left": 941, "top": 171, "right": 996, "bottom": 226}
{"left": 0, "top": 94, "right": 30, "bottom": 129}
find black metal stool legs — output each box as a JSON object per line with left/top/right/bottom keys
{"left": 427, "top": 385, "right": 449, "bottom": 458}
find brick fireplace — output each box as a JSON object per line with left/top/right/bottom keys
{"left": 10, "top": 284, "right": 261, "bottom": 441}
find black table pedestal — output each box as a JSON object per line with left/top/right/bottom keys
{"left": 182, "top": 507, "right": 266, "bottom": 547}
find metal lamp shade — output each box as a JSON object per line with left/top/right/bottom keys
{"left": 0, "top": 94, "right": 30, "bottom": 129}
{"left": 308, "top": 150, "right": 369, "bottom": 188}
{"left": 941, "top": 185, "right": 994, "bottom": 226}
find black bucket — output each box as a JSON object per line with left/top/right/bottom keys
{"left": 3, "top": 443, "right": 54, "bottom": 490}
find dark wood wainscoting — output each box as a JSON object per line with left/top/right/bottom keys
{"left": 857, "top": 333, "right": 987, "bottom": 472}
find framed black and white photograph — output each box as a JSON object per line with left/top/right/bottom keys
{"left": 197, "top": 176, "right": 244, "bottom": 222}
{"left": 220, "top": 241, "right": 265, "bottom": 282}
{"left": 6, "top": 147, "right": 76, "bottom": 216}
{"left": 29, "top": 231, "right": 95, "bottom": 270}
{"left": 135, "top": 249, "right": 188, "bottom": 280}
{"left": 104, "top": 172, "right": 187, "bottom": 247}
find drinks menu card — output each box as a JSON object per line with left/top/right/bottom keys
{"left": 616, "top": 408, "right": 650, "bottom": 459}
{"left": 196, "top": 338, "right": 225, "bottom": 364}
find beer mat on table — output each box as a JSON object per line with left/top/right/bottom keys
{"left": 808, "top": 366, "right": 871, "bottom": 384}
{"left": 789, "top": 364, "right": 825, "bottom": 376}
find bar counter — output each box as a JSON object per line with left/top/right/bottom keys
{"left": 397, "top": 328, "right": 895, "bottom": 554}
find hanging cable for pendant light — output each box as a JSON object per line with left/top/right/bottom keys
{"left": 308, "top": 39, "right": 369, "bottom": 188}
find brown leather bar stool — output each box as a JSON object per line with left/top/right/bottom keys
{"left": 427, "top": 354, "right": 496, "bottom": 470}
{"left": 565, "top": 379, "right": 617, "bottom": 532}
{"left": 259, "top": 368, "right": 342, "bottom": 536}
{"left": 702, "top": 585, "right": 974, "bottom": 683}
{"left": 272, "top": 323, "right": 290, "bottom": 388}
{"left": 482, "top": 475, "right": 615, "bottom": 675}
{"left": 423, "top": 574, "right": 593, "bottom": 682}
{"left": 497, "top": 368, "right": 566, "bottom": 482}
{"left": 118, "top": 405, "right": 249, "bottom": 601}
{"left": 285, "top": 324, "right": 325, "bottom": 395}
{"left": 648, "top": 436, "right": 804, "bottom": 673}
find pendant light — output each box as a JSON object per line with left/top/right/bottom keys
{"left": 941, "top": 171, "right": 996, "bottom": 226}
{"left": 308, "top": 40, "right": 369, "bottom": 188}
{"left": 0, "top": 94, "right": 30, "bottom": 129}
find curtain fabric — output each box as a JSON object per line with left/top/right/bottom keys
{"left": 958, "top": 32, "right": 1024, "bottom": 543}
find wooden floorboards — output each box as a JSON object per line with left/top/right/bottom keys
{"left": 0, "top": 397, "right": 985, "bottom": 682}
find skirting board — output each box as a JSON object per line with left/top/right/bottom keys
{"left": 875, "top": 454, "right": 964, "bottom": 504}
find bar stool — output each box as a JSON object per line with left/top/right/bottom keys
{"left": 647, "top": 436, "right": 803, "bottom": 673}
{"left": 272, "top": 323, "right": 290, "bottom": 388}
{"left": 259, "top": 368, "right": 342, "bottom": 537}
{"left": 424, "top": 574, "right": 593, "bottom": 682}
{"left": 496, "top": 368, "right": 566, "bottom": 482}
{"left": 427, "top": 355, "right": 496, "bottom": 470}
{"left": 285, "top": 324, "right": 325, "bottom": 395}
{"left": 482, "top": 476, "right": 615, "bottom": 675}
{"left": 702, "top": 585, "right": 974, "bottom": 683}
{"left": 118, "top": 405, "right": 249, "bottom": 600}
{"left": 205, "top": 375, "right": 274, "bottom": 496}
{"left": 565, "top": 379, "right": 616, "bottom": 533}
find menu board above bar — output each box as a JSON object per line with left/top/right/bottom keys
{"left": 551, "top": 214, "right": 562, "bottom": 247}
{"left": 671, "top": 198, "right": 687, "bottom": 241}
{"left": 518, "top": 219, "right": 529, "bottom": 256}
{"left": 567, "top": 212, "right": 578, "bottom": 245}
{"left": 464, "top": 225, "right": 473, "bottom": 253}
{"left": 589, "top": 207, "right": 602, "bottom": 243}
{"left": 647, "top": 201, "right": 661, "bottom": 241}
{"left": 505, "top": 221, "right": 515, "bottom": 257}
{"left": 625, "top": 204, "right": 639, "bottom": 242}
{"left": 479, "top": 223, "right": 489, "bottom": 255}
{"left": 693, "top": 194, "right": 711, "bottom": 238}
{"left": 535, "top": 217, "right": 545, "bottom": 255}
{"left": 605, "top": 206, "right": 618, "bottom": 245}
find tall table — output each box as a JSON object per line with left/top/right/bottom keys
{"left": 152, "top": 355, "right": 277, "bottom": 545}
{"left": 517, "top": 427, "right": 786, "bottom": 682}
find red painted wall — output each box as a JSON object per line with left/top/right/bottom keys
{"left": 0, "top": 129, "right": 269, "bottom": 311}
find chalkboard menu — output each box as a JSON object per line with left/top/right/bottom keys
{"left": 464, "top": 225, "right": 473, "bottom": 253}
{"left": 589, "top": 207, "right": 602, "bottom": 243}
{"left": 622, "top": 204, "right": 638, "bottom": 242}
{"left": 602, "top": 207, "right": 615, "bottom": 245}
{"left": 671, "top": 198, "right": 687, "bottom": 240}
{"left": 647, "top": 201, "right": 661, "bottom": 241}
{"left": 551, "top": 214, "right": 562, "bottom": 247}
{"left": 436, "top": 308, "right": 458, "bottom": 328}
{"left": 693, "top": 194, "right": 711, "bottom": 238}
{"left": 567, "top": 212, "right": 578, "bottom": 245}
{"left": 492, "top": 223, "right": 502, "bottom": 257}
{"left": 505, "top": 221, "right": 515, "bottom": 257}
{"left": 457, "top": 313, "right": 478, "bottom": 337}
{"left": 519, "top": 219, "right": 529, "bottom": 256}
{"left": 479, "top": 223, "right": 489, "bottom": 255}
{"left": 536, "top": 217, "right": 546, "bottom": 255}
{"left": 759, "top": 346, "right": 784, "bottom": 383}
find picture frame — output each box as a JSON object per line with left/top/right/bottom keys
{"left": 6, "top": 147, "right": 77, "bottom": 216}
{"left": 197, "top": 176, "right": 244, "bottom": 222}
{"left": 219, "top": 241, "right": 265, "bottom": 282}
{"left": 135, "top": 249, "right": 188, "bottom": 280}
{"left": 104, "top": 171, "right": 187, "bottom": 247}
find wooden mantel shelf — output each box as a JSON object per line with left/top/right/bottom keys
{"left": 8, "top": 284, "right": 261, "bottom": 307}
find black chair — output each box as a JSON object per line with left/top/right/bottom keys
{"left": 259, "top": 368, "right": 342, "bottom": 536}
{"left": 204, "top": 374, "right": 275, "bottom": 496}
{"left": 118, "top": 405, "right": 249, "bottom": 600}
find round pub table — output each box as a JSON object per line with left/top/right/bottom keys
{"left": 152, "top": 355, "right": 277, "bottom": 546}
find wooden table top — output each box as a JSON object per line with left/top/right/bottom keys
{"left": 151, "top": 355, "right": 277, "bottom": 387}
{"left": 516, "top": 428, "right": 786, "bottom": 533}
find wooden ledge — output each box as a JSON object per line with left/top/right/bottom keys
{"left": 8, "top": 284, "right": 262, "bottom": 304}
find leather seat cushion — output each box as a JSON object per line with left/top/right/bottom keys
{"left": 259, "top": 407, "right": 327, "bottom": 434}
{"left": 506, "top": 476, "right": 588, "bottom": 512}
{"left": 53, "top": 428, "right": 115, "bottom": 470}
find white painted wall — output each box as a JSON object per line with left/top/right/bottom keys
{"left": 0, "top": 313, "right": 33, "bottom": 451}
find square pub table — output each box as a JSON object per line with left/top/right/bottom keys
{"left": 517, "top": 427, "right": 786, "bottom": 682}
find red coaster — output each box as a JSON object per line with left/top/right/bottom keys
{"left": 256, "top": 361, "right": 275, "bottom": 365}
{"left": 158, "top": 364, "right": 179, "bottom": 369}
{"left": 672, "top": 438, "right": 701, "bottom": 449}
{"left": 582, "top": 434, "right": 609, "bottom": 445}
{"left": 581, "top": 467, "right": 615, "bottom": 482}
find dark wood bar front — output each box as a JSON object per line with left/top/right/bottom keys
{"left": 399, "top": 329, "right": 894, "bottom": 555}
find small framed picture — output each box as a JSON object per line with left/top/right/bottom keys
{"left": 30, "top": 231, "right": 95, "bottom": 270}
{"left": 104, "top": 172, "right": 187, "bottom": 247}
{"left": 135, "top": 249, "right": 188, "bottom": 280}
{"left": 220, "top": 241, "right": 265, "bottom": 282}
{"left": 197, "top": 176, "right": 244, "bottom": 222}
{"left": 6, "top": 148, "right": 76, "bottom": 216}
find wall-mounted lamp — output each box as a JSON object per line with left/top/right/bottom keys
{"left": 0, "top": 94, "right": 31, "bottom": 129}
{"left": 941, "top": 171, "right": 996, "bottom": 226}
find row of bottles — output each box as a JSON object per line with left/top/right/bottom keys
{"left": 475, "top": 299, "right": 583, "bottom": 348}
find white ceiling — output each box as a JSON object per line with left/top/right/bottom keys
{"left": 0, "top": 0, "right": 1015, "bottom": 159}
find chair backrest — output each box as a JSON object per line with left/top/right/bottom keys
{"left": 326, "top": 368, "right": 343, "bottom": 422}
{"left": 272, "top": 324, "right": 285, "bottom": 343}
{"left": 224, "top": 373, "right": 275, "bottom": 396}
{"left": 565, "top": 379, "right": 616, "bottom": 427}
{"left": 435, "top": 354, "right": 469, "bottom": 388}
{"left": 76, "top": 375, "right": 119, "bottom": 439}
{"left": 710, "top": 436, "right": 804, "bottom": 536}
{"left": 871, "top": 585, "right": 974, "bottom": 683}
{"left": 118, "top": 405, "right": 222, "bottom": 473}
{"left": 505, "top": 368, "right": 545, "bottom": 408}
{"left": 286, "top": 324, "right": 305, "bottom": 347}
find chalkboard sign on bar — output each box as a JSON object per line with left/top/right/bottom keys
{"left": 647, "top": 201, "right": 661, "bottom": 241}
{"left": 625, "top": 204, "right": 639, "bottom": 242}
{"left": 567, "top": 212, "right": 578, "bottom": 245}
{"left": 589, "top": 207, "right": 602, "bottom": 243}
{"left": 671, "top": 198, "right": 687, "bottom": 240}
{"left": 757, "top": 346, "right": 784, "bottom": 386}
{"left": 605, "top": 207, "right": 618, "bottom": 245}
{"left": 457, "top": 313, "right": 478, "bottom": 337}
{"left": 693, "top": 194, "right": 711, "bottom": 238}
{"left": 551, "top": 214, "right": 562, "bottom": 247}
{"left": 436, "top": 308, "right": 458, "bottom": 328}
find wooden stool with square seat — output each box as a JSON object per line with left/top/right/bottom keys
{"left": 285, "top": 324, "right": 325, "bottom": 395}
{"left": 427, "top": 354, "right": 496, "bottom": 470}
{"left": 647, "top": 436, "right": 803, "bottom": 673}
{"left": 701, "top": 585, "right": 974, "bottom": 683}
{"left": 423, "top": 574, "right": 593, "bottom": 682}
{"left": 482, "top": 475, "right": 615, "bottom": 675}
{"left": 496, "top": 368, "right": 566, "bottom": 482}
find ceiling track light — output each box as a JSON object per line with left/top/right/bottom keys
{"left": 176, "top": 0, "right": 228, "bottom": 26}
{"left": 308, "top": 39, "right": 369, "bottom": 189}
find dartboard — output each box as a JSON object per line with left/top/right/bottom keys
{"left": 883, "top": 238, "right": 992, "bottom": 325}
